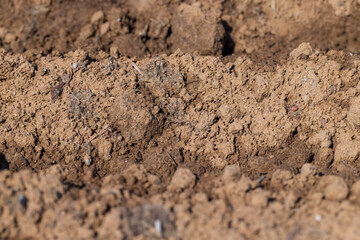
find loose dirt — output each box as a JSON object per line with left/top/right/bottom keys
{"left": 1, "top": 0, "right": 360, "bottom": 239}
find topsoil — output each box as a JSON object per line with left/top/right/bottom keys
{"left": 1, "top": 0, "right": 360, "bottom": 239}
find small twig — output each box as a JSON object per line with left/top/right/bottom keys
{"left": 69, "top": 93, "right": 80, "bottom": 102}
{"left": 168, "top": 153, "right": 178, "bottom": 167}
{"left": 150, "top": 18, "right": 165, "bottom": 26}
{"left": 186, "top": 80, "right": 199, "bottom": 85}
{"left": 132, "top": 63, "right": 144, "bottom": 76}
{"left": 177, "top": 130, "right": 181, "bottom": 142}
{"left": 86, "top": 124, "right": 111, "bottom": 145}
{"left": 257, "top": 175, "right": 266, "bottom": 183}
{"left": 73, "top": 142, "right": 90, "bottom": 151}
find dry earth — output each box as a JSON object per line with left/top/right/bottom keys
{"left": 1, "top": 0, "right": 360, "bottom": 239}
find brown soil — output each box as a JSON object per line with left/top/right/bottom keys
{"left": 1, "top": 0, "right": 360, "bottom": 239}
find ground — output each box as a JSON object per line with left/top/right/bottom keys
{"left": 0, "top": 0, "right": 360, "bottom": 239}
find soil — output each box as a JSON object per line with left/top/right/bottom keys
{"left": 1, "top": 0, "right": 360, "bottom": 239}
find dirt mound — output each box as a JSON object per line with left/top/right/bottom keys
{"left": 1, "top": 0, "right": 360, "bottom": 62}
{"left": 1, "top": 163, "right": 360, "bottom": 239}
{"left": 0, "top": 0, "right": 226, "bottom": 57}
{"left": 1, "top": 0, "right": 360, "bottom": 239}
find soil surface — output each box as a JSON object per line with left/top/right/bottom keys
{"left": 1, "top": 0, "right": 360, "bottom": 239}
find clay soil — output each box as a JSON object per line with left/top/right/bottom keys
{"left": 1, "top": 0, "right": 360, "bottom": 239}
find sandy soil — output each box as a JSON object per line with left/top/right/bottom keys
{"left": 1, "top": 0, "right": 360, "bottom": 239}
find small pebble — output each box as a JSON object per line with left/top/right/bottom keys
{"left": 154, "top": 219, "right": 163, "bottom": 235}
{"left": 289, "top": 105, "right": 299, "bottom": 112}
{"left": 18, "top": 194, "right": 27, "bottom": 207}
{"left": 41, "top": 68, "right": 49, "bottom": 76}
{"left": 315, "top": 215, "right": 322, "bottom": 222}
{"left": 72, "top": 62, "right": 78, "bottom": 69}
{"left": 84, "top": 155, "right": 92, "bottom": 166}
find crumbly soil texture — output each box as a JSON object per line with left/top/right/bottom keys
{"left": 1, "top": 0, "right": 360, "bottom": 239}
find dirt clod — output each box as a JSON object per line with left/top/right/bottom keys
{"left": 221, "top": 164, "right": 242, "bottom": 182}
{"left": 168, "top": 168, "right": 196, "bottom": 192}
{"left": 347, "top": 96, "right": 360, "bottom": 126}
{"left": 319, "top": 175, "right": 349, "bottom": 201}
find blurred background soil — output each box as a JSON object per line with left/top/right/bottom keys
{"left": 0, "top": 0, "right": 360, "bottom": 239}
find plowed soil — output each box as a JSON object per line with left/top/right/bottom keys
{"left": 1, "top": 0, "right": 360, "bottom": 239}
